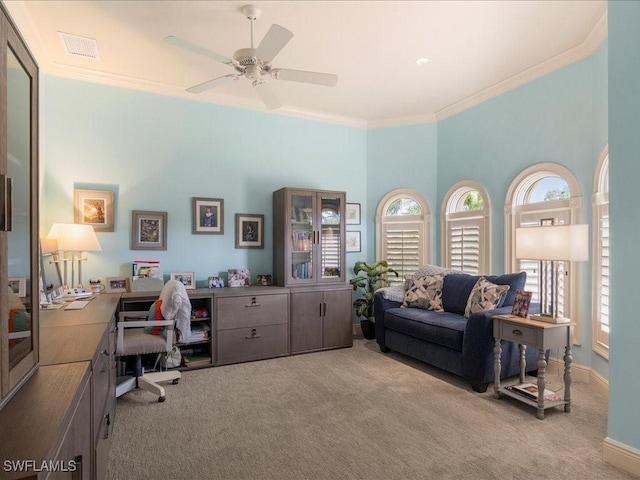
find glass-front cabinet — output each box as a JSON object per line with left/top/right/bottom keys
{"left": 1, "top": 4, "right": 39, "bottom": 409}
{"left": 273, "top": 188, "right": 346, "bottom": 286}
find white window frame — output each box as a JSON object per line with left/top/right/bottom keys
{"left": 505, "top": 163, "right": 584, "bottom": 343}
{"left": 441, "top": 180, "right": 491, "bottom": 275}
{"left": 375, "top": 188, "right": 431, "bottom": 282}
{"left": 592, "top": 147, "right": 609, "bottom": 358}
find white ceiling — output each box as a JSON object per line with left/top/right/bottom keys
{"left": 5, "top": 0, "right": 607, "bottom": 127}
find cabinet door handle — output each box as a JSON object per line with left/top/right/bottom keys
{"left": 512, "top": 329, "right": 523, "bottom": 336}
{"left": 72, "top": 455, "right": 82, "bottom": 480}
{"left": 245, "top": 297, "right": 261, "bottom": 308}
{"left": 245, "top": 328, "right": 261, "bottom": 339}
{"left": 323, "top": 302, "right": 327, "bottom": 317}
{"left": 0, "top": 175, "right": 12, "bottom": 232}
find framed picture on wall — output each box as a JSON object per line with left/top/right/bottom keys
{"left": 131, "top": 210, "right": 167, "bottom": 250}
{"left": 8, "top": 277, "right": 27, "bottom": 297}
{"left": 74, "top": 188, "right": 115, "bottom": 232}
{"left": 346, "top": 231, "right": 361, "bottom": 252}
{"left": 346, "top": 203, "right": 361, "bottom": 225}
{"left": 192, "top": 197, "right": 224, "bottom": 235}
{"left": 235, "top": 214, "right": 264, "bottom": 249}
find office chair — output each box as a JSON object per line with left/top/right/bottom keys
{"left": 116, "top": 280, "right": 192, "bottom": 402}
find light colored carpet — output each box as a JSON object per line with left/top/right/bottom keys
{"left": 106, "top": 338, "right": 637, "bottom": 480}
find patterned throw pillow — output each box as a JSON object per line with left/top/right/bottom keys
{"left": 464, "top": 277, "right": 510, "bottom": 318}
{"left": 402, "top": 274, "right": 445, "bottom": 311}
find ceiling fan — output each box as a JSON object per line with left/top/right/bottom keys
{"left": 164, "top": 4, "right": 338, "bottom": 110}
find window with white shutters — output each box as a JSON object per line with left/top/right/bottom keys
{"left": 593, "top": 150, "right": 609, "bottom": 357}
{"left": 505, "top": 164, "right": 583, "bottom": 342}
{"left": 442, "top": 182, "right": 490, "bottom": 275}
{"left": 376, "top": 189, "right": 431, "bottom": 286}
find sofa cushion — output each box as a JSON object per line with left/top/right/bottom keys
{"left": 483, "top": 272, "right": 527, "bottom": 307}
{"left": 402, "top": 274, "right": 444, "bottom": 311}
{"left": 383, "top": 308, "right": 466, "bottom": 351}
{"left": 464, "top": 277, "right": 510, "bottom": 318}
{"left": 442, "top": 274, "right": 479, "bottom": 315}
{"left": 442, "top": 271, "right": 527, "bottom": 314}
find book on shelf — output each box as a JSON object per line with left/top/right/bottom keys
{"left": 182, "top": 353, "right": 211, "bottom": 368}
{"left": 505, "top": 383, "right": 562, "bottom": 402}
{"left": 510, "top": 289, "right": 532, "bottom": 318}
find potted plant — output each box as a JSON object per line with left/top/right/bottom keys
{"left": 349, "top": 260, "right": 398, "bottom": 340}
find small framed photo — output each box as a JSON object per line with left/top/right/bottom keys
{"left": 8, "top": 277, "right": 27, "bottom": 297}
{"left": 171, "top": 272, "right": 195, "bottom": 290}
{"left": 131, "top": 210, "right": 167, "bottom": 250}
{"left": 106, "top": 276, "right": 129, "bottom": 293}
{"left": 74, "top": 188, "right": 115, "bottom": 232}
{"left": 346, "top": 231, "right": 361, "bottom": 252}
{"left": 346, "top": 203, "right": 361, "bottom": 225}
{"left": 235, "top": 214, "right": 264, "bottom": 249}
{"left": 192, "top": 197, "right": 224, "bottom": 235}
{"left": 228, "top": 269, "right": 251, "bottom": 287}
{"left": 208, "top": 276, "right": 224, "bottom": 288}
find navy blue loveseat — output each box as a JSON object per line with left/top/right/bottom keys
{"left": 374, "top": 271, "right": 539, "bottom": 392}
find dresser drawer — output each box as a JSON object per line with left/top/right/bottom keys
{"left": 217, "top": 293, "right": 288, "bottom": 330}
{"left": 500, "top": 322, "right": 537, "bottom": 345}
{"left": 216, "top": 324, "right": 289, "bottom": 365}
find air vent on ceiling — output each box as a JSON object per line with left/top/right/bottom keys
{"left": 58, "top": 32, "right": 100, "bottom": 59}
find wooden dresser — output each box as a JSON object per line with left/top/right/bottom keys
{"left": 0, "top": 294, "right": 119, "bottom": 479}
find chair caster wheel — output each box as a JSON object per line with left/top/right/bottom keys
{"left": 158, "top": 396, "right": 166, "bottom": 403}
{"left": 172, "top": 379, "right": 179, "bottom": 385}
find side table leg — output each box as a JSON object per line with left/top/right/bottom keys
{"left": 519, "top": 344, "right": 526, "bottom": 384}
{"left": 494, "top": 337, "right": 502, "bottom": 399}
{"left": 564, "top": 344, "right": 573, "bottom": 413}
{"left": 536, "top": 349, "right": 547, "bottom": 420}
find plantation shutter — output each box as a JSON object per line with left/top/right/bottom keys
{"left": 596, "top": 203, "right": 610, "bottom": 345}
{"left": 448, "top": 218, "right": 481, "bottom": 275}
{"left": 382, "top": 220, "right": 422, "bottom": 286}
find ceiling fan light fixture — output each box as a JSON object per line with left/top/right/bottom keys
{"left": 416, "top": 57, "right": 430, "bottom": 66}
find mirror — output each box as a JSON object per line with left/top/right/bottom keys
{"left": 6, "top": 44, "right": 32, "bottom": 368}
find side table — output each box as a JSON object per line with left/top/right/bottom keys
{"left": 492, "top": 314, "right": 574, "bottom": 420}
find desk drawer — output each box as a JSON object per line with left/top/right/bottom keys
{"left": 216, "top": 324, "right": 289, "bottom": 365}
{"left": 217, "top": 294, "right": 288, "bottom": 330}
{"left": 500, "top": 322, "right": 537, "bottom": 345}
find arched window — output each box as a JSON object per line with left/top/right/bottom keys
{"left": 441, "top": 181, "right": 491, "bottom": 275}
{"left": 376, "top": 189, "right": 431, "bottom": 286}
{"left": 593, "top": 147, "right": 609, "bottom": 357}
{"left": 505, "top": 163, "right": 584, "bottom": 340}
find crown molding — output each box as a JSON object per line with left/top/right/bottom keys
{"left": 5, "top": 1, "right": 607, "bottom": 130}
{"left": 435, "top": 11, "right": 608, "bottom": 122}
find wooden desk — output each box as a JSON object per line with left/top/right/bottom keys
{"left": 492, "top": 314, "right": 574, "bottom": 420}
{"left": 0, "top": 293, "right": 120, "bottom": 479}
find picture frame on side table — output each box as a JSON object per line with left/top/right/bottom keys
{"left": 131, "top": 210, "right": 167, "bottom": 250}
{"left": 192, "top": 197, "right": 224, "bottom": 235}
{"left": 8, "top": 277, "right": 27, "bottom": 297}
{"left": 105, "top": 276, "right": 129, "bottom": 293}
{"left": 346, "top": 203, "right": 361, "bottom": 225}
{"left": 235, "top": 213, "right": 264, "bottom": 249}
{"left": 74, "top": 188, "right": 115, "bottom": 232}
{"left": 346, "top": 231, "right": 361, "bottom": 252}
{"left": 171, "top": 272, "right": 196, "bottom": 290}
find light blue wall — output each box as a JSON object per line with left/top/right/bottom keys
{"left": 40, "top": 76, "right": 367, "bottom": 286}
{"left": 436, "top": 45, "right": 607, "bottom": 371}
{"left": 366, "top": 124, "right": 438, "bottom": 263}
{"left": 608, "top": 0, "right": 640, "bottom": 454}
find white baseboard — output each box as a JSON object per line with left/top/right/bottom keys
{"left": 603, "top": 437, "right": 640, "bottom": 477}
{"left": 546, "top": 356, "right": 608, "bottom": 396}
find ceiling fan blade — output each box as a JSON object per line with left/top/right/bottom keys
{"left": 271, "top": 68, "right": 338, "bottom": 87}
{"left": 164, "top": 35, "right": 235, "bottom": 66}
{"left": 256, "top": 24, "right": 293, "bottom": 63}
{"left": 186, "top": 74, "right": 240, "bottom": 94}
{"left": 253, "top": 81, "right": 281, "bottom": 110}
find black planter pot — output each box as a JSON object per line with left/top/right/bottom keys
{"left": 360, "top": 320, "right": 376, "bottom": 340}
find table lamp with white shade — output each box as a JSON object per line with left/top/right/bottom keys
{"left": 515, "top": 224, "right": 589, "bottom": 323}
{"left": 46, "top": 223, "right": 102, "bottom": 292}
